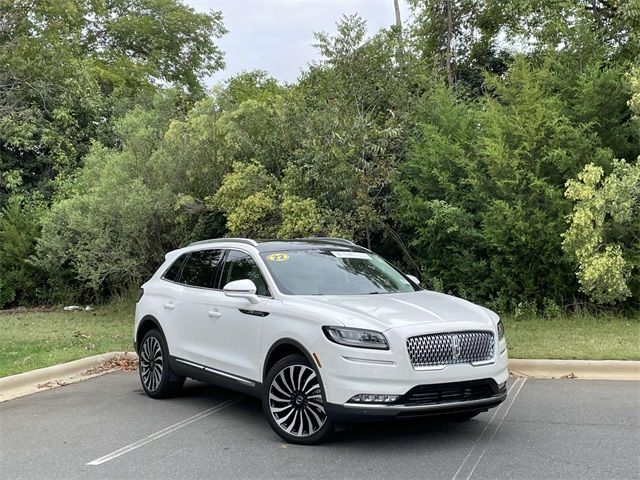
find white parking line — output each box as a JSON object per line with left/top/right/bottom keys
{"left": 451, "top": 378, "right": 527, "bottom": 480}
{"left": 463, "top": 379, "right": 527, "bottom": 479}
{"left": 86, "top": 396, "right": 243, "bottom": 466}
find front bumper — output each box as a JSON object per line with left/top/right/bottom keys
{"left": 311, "top": 320, "right": 509, "bottom": 409}
{"left": 324, "top": 378, "right": 507, "bottom": 422}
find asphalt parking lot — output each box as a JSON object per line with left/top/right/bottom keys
{"left": 1, "top": 372, "right": 638, "bottom": 480}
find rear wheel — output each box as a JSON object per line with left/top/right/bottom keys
{"left": 263, "top": 354, "right": 334, "bottom": 445}
{"left": 139, "top": 329, "right": 184, "bottom": 398}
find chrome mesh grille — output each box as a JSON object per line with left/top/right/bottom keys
{"left": 406, "top": 331, "right": 495, "bottom": 369}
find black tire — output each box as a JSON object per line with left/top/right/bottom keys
{"left": 263, "top": 353, "right": 334, "bottom": 445}
{"left": 139, "top": 329, "right": 184, "bottom": 399}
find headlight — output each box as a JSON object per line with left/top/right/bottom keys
{"left": 497, "top": 319, "right": 505, "bottom": 341}
{"left": 322, "top": 326, "right": 389, "bottom": 350}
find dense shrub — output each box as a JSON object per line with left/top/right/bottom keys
{"left": 0, "top": 201, "right": 44, "bottom": 306}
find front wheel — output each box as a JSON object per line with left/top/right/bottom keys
{"left": 139, "top": 329, "right": 184, "bottom": 398}
{"left": 263, "top": 354, "right": 334, "bottom": 444}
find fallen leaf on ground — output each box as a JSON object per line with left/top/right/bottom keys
{"left": 37, "top": 379, "right": 68, "bottom": 389}
{"left": 82, "top": 355, "right": 138, "bottom": 376}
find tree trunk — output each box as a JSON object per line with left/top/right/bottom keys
{"left": 446, "top": 0, "right": 454, "bottom": 88}
{"left": 393, "top": 0, "right": 404, "bottom": 67}
{"left": 394, "top": 0, "right": 402, "bottom": 30}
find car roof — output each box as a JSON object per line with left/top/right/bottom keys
{"left": 186, "top": 237, "right": 370, "bottom": 254}
{"left": 255, "top": 239, "right": 370, "bottom": 253}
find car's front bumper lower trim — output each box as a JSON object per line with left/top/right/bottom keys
{"left": 342, "top": 392, "right": 506, "bottom": 410}
{"left": 325, "top": 389, "right": 507, "bottom": 422}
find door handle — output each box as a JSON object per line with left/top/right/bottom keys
{"left": 208, "top": 309, "right": 222, "bottom": 318}
{"left": 164, "top": 302, "right": 175, "bottom": 310}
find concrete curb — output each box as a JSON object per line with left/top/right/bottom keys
{"left": 0, "top": 351, "right": 138, "bottom": 403}
{"left": 1, "top": 355, "right": 637, "bottom": 403}
{"left": 509, "top": 359, "right": 640, "bottom": 381}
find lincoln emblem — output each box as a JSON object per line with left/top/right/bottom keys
{"left": 451, "top": 334, "right": 461, "bottom": 360}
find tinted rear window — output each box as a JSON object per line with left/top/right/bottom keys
{"left": 180, "top": 250, "right": 223, "bottom": 288}
{"left": 163, "top": 254, "right": 188, "bottom": 282}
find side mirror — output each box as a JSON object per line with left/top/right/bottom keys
{"left": 406, "top": 274, "right": 421, "bottom": 286}
{"left": 223, "top": 279, "right": 260, "bottom": 304}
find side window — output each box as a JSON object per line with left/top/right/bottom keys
{"left": 220, "top": 251, "right": 270, "bottom": 296}
{"left": 163, "top": 254, "right": 188, "bottom": 282}
{"left": 180, "top": 250, "right": 223, "bottom": 288}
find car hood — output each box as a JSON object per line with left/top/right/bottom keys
{"left": 298, "top": 290, "right": 494, "bottom": 331}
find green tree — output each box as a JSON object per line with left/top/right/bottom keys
{"left": 394, "top": 57, "right": 617, "bottom": 307}
{"left": 563, "top": 160, "right": 639, "bottom": 304}
{"left": 209, "top": 162, "right": 343, "bottom": 239}
{"left": 36, "top": 91, "right": 184, "bottom": 298}
{"left": 292, "top": 16, "right": 414, "bottom": 247}
{"left": 394, "top": 86, "right": 486, "bottom": 296}
{"left": 0, "top": 0, "right": 225, "bottom": 199}
{"left": 407, "top": 0, "right": 494, "bottom": 89}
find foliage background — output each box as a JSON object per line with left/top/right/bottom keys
{"left": 0, "top": 0, "right": 638, "bottom": 314}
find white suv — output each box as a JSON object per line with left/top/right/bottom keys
{"left": 134, "top": 238, "right": 508, "bottom": 444}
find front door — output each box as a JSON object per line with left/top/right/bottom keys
{"left": 205, "top": 249, "right": 272, "bottom": 382}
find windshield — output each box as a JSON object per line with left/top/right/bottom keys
{"left": 260, "top": 249, "right": 418, "bottom": 295}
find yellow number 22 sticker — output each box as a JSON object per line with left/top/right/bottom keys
{"left": 266, "top": 253, "right": 289, "bottom": 262}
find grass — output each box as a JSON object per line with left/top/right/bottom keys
{"left": 0, "top": 301, "right": 134, "bottom": 377}
{"left": 502, "top": 312, "right": 640, "bottom": 360}
{"left": 0, "top": 302, "right": 638, "bottom": 377}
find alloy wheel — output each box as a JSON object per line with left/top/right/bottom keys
{"left": 268, "top": 364, "right": 327, "bottom": 437}
{"left": 140, "top": 336, "right": 163, "bottom": 392}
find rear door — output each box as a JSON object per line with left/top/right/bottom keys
{"left": 170, "top": 249, "right": 224, "bottom": 366}
{"left": 155, "top": 253, "right": 189, "bottom": 358}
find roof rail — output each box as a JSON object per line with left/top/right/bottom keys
{"left": 297, "top": 237, "right": 356, "bottom": 247}
{"left": 188, "top": 238, "right": 259, "bottom": 247}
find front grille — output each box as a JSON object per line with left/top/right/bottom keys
{"left": 400, "top": 379, "right": 503, "bottom": 407}
{"left": 406, "top": 331, "right": 494, "bottom": 369}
